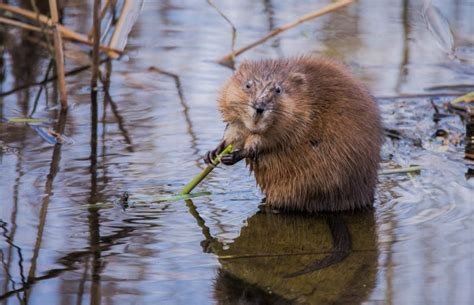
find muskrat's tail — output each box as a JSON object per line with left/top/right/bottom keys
{"left": 285, "top": 214, "right": 351, "bottom": 278}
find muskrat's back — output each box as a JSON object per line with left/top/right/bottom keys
{"left": 208, "top": 56, "right": 383, "bottom": 212}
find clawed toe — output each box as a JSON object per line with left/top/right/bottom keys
{"left": 205, "top": 149, "right": 223, "bottom": 164}
{"left": 220, "top": 154, "right": 234, "bottom": 165}
{"left": 221, "top": 151, "right": 243, "bottom": 165}
{"left": 204, "top": 150, "right": 216, "bottom": 164}
{"left": 204, "top": 142, "right": 227, "bottom": 164}
{"left": 204, "top": 144, "right": 244, "bottom": 166}
{"left": 204, "top": 151, "right": 211, "bottom": 164}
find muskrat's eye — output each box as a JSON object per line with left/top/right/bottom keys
{"left": 245, "top": 81, "right": 253, "bottom": 90}
{"left": 275, "top": 85, "right": 282, "bottom": 94}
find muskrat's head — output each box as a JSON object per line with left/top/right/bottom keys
{"left": 218, "top": 59, "right": 311, "bottom": 136}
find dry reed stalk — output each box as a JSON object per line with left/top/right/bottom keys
{"left": 107, "top": 0, "right": 132, "bottom": 52}
{"left": 91, "top": 0, "right": 101, "bottom": 88}
{"left": 217, "top": 0, "right": 355, "bottom": 66}
{"left": 48, "top": 0, "right": 68, "bottom": 108}
{"left": 0, "top": 3, "right": 121, "bottom": 58}
{"left": 0, "top": 14, "right": 118, "bottom": 55}
{"left": 0, "top": 16, "right": 45, "bottom": 32}
{"left": 87, "top": 0, "right": 111, "bottom": 39}
{"left": 48, "top": 0, "right": 59, "bottom": 22}
{"left": 52, "top": 28, "right": 68, "bottom": 106}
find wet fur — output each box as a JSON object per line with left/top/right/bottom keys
{"left": 216, "top": 56, "right": 383, "bottom": 212}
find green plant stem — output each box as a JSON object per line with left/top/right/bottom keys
{"left": 2, "top": 117, "right": 51, "bottom": 123}
{"left": 449, "top": 91, "right": 474, "bottom": 112}
{"left": 180, "top": 144, "right": 233, "bottom": 194}
{"left": 451, "top": 92, "right": 474, "bottom": 105}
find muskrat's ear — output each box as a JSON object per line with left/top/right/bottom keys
{"left": 289, "top": 72, "right": 306, "bottom": 87}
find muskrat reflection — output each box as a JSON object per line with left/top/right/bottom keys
{"left": 184, "top": 200, "right": 378, "bottom": 304}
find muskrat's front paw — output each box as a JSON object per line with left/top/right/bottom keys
{"left": 204, "top": 150, "right": 215, "bottom": 164}
{"left": 221, "top": 151, "right": 243, "bottom": 165}
{"left": 204, "top": 142, "right": 226, "bottom": 164}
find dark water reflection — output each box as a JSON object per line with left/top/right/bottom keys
{"left": 0, "top": 0, "right": 473, "bottom": 304}
{"left": 210, "top": 209, "right": 377, "bottom": 304}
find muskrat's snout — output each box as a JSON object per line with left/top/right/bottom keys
{"left": 251, "top": 100, "right": 267, "bottom": 115}
{"left": 253, "top": 105, "right": 265, "bottom": 115}
{"left": 245, "top": 98, "right": 274, "bottom": 134}
{"left": 249, "top": 98, "right": 272, "bottom": 121}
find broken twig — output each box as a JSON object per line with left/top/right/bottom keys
{"left": 216, "top": 0, "right": 355, "bottom": 66}
{"left": 379, "top": 165, "right": 422, "bottom": 175}
{"left": 207, "top": 0, "right": 237, "bottom": 67}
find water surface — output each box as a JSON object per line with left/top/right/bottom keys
{"left": 1, "top": 0, "right": 473, "bottom": 304}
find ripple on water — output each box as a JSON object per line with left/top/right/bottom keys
{"left": 377, "top": 98, "right": 473, "bottom": 257}
{"left": 1, "top": 0, "right": 474, "bottom": 303}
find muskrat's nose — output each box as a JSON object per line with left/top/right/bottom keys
{"left": 255, "top": 107, "right": 265, "bottom": 114}
{"left": 252, "top": 101, "right": 266, "bottom": 115}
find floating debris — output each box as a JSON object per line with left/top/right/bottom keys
{"left": 433, "top": 129, "right": 448, "bottom": 138}
{"left": 29, "top": 125, "right": 73, "bottom": 145}
{"left": 114, "top": 192, "right": 131, "bottom": 210}
{"left": 449, "top": 92, "right": 474, "bottom": 112}
{"left": 379, "top": 165, "right": 422, "bottom": 175}
{"left": 50, "top": 191, "right": 212, "bottom": 213}
{"left": 1, "top": 117, "right": 52, "bottom": 124}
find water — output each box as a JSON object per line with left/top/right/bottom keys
{"left": 1, "top": 0, "right": 473, "bottom": 304}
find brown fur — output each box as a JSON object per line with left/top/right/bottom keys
{"left": 216, "top": 56, "right": 383, "bottom": 212}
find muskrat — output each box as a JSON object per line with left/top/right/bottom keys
{"left": 205, "top": 56, "right": 383, "bottom": 212}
